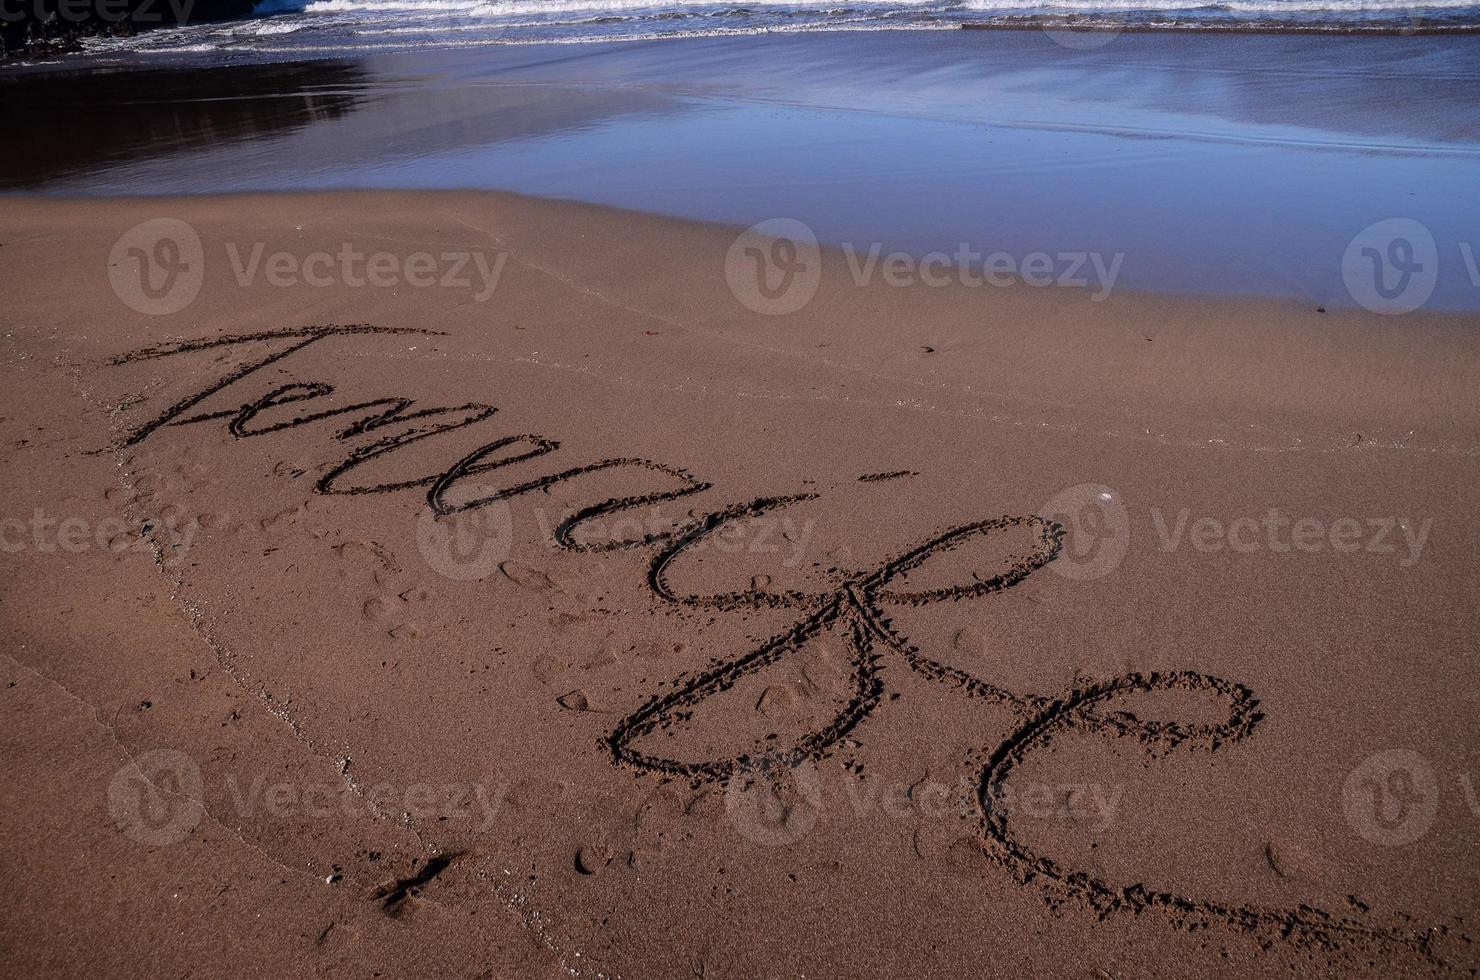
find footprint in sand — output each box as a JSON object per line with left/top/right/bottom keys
{"left": 574, "top": 842, "right": 614, "bottom": 876}
{"left": 910, "top": 821, "right": 981, "bottom": 873}
{"left": 952, "top": 627, "right": 985, "bottom": 656}
{"left": 195, "top": 511, "right": 233, "bottom": 532}
{"left": 271, "top": 460, "right": 308, "bottom": 480}
{"left": 499, "top": 561, "right": 554, "bottom": 591}
{"left": 558, "top": 690, "right": 596, "bottom": 712}
{"left": 532, "top": 655, "right": 566, "bottom": 686}
{"left": 1262, "top": 839, "right": 1322, "bottom": 880}
{"left": 548, "top": 611, "right": 590, "bottom": 632}
{"left": 578, "top": 644, "right": 620, "bottom": 670}
{"left": 358, "top": 572, "right": 438, "bottom": 628}
{"left": 628, "top": 639, "right": 683, "bottom": 660}
{"left": 630, "top": 785, "right": 687, "bottom": 867}
{"left": 334, "top": 539, "right": 401, "bottom": 573}
{"left": 259, "top": 502, "right": 311, "bottom": 533}
{"left": 756, "top": 684, "right": 800, "bottom": 718}
{"left": 161, "top": 446, "right": 220, "bottom": 492}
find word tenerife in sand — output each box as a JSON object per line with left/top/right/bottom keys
{"left": 109, "top": 324, "right": 1452, "bottom": 974}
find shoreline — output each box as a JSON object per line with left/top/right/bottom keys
{"left": 6, "top": 30, "right": 1480, "bottom": 310}
{"left": 7, "top": 11, "right": 1479, "bottom": 65}
{"left": 14, "top": 185, "right": 1480, "bottom": 322}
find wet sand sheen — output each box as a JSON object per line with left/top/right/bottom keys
{"left": 6, "top": 29, "right": 1480, "bottom": 307}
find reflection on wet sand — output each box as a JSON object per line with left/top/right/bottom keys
{"left": 0, "top": 52, "right": 680, "bottom": 192}
{"left": 7, "top": 31, "right": 1479, "bottom": 307}
{"left": 0, "top": 61, "right": 370, "bottom": 189}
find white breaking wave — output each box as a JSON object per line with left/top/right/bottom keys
{"left": 302, "top": 0, "right": 486, "bottom": 12}
{"left": 120, "top": 18, "right": 952, "bottom": 50}
{"left": 243, "top": 19, "right": 305, "bottom": 31}
{"left": 296, "top": 0, "right": 1480, "bottom": 12}
{"left": 77, "top": 0, "right": 1480, "bottom": 59}
{"left": 307, "top": 0, "right": 945, "bottom": 13}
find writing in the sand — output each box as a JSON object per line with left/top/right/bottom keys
{"left": 108, "top": 324, "right": 1444, "bottom": 971}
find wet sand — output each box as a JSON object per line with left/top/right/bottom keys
{"left": 1, "top": 190, "right": 1477, "bottom": 977}
{"left": 7, "top": 30, "right": 1480, "bottom": 307}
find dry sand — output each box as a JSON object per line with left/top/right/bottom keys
{"left": 1, "top": 191, "right": 1477, "bottom": 978}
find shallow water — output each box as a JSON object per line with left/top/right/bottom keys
{"left": 7, "top": 29, "right": 1480, "bottom": 308}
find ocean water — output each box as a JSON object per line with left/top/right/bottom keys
{"left": 73, "top": 0, "right": 1480, "bottom": 59}
{"left": 13, "top": 29, "right": 1479, "bottom": 308}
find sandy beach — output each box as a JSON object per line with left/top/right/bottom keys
{"left": 1, "top": 186, "right": 1477, "bottom": 977}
